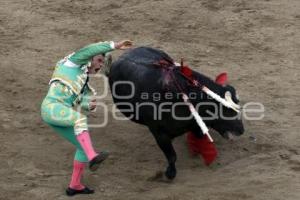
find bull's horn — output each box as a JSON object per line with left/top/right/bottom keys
{"left": 225, "top": 91, "right": 241, "bottom": 111}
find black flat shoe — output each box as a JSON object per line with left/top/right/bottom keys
{"left": 66, "top": 187, "right": 94, "bottom": 196}
{"left": 89, "top": 151, "right": 109, "bottom": 171}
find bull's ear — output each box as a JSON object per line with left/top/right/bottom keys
{"left": 215, "top": 72, "right": 228, "bottom": 85}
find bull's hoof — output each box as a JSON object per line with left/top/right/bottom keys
{"left": 165, "top": 166, "right": 176, "bottom": 180}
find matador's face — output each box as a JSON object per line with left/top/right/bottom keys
{"left": 89, "top": 54, "right": 105, "bottom": 74}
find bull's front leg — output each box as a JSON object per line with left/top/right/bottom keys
{"left": 151, "top": 129, "right": 177, "bottom": 180}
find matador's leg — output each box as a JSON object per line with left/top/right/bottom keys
{"left": 41, "top": 102, "right": 108, "bottom": 171}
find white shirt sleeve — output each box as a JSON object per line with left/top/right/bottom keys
{"left": 110, "top": 41, "right": 115, "bottom": 49}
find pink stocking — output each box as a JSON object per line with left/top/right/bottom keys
{"left": 69, "top": 160, "right": 86, "bottom": 190}
{"left": 76, "top": 131, "right": 98, "bottom": 161}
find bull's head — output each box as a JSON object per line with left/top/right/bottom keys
{"left": 210, "top": 73, "right": 245, "bottom": 140}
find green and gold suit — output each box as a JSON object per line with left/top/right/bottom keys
{"left": 41, "top": 41, "right": 115, "bottom": 162}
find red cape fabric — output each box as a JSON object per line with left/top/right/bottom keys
{"left": 186, "top": 132, "right": 218, "bottom": 165}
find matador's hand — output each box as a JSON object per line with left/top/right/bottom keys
{"left": 89, "top": 99, "right": 97, "bottom": 111}
{"left": 115, "top": 40, "right": 133, "bottom": 50}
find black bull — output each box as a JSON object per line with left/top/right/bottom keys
{"left": 108, "top": 47, "right": 244, "bottom": 179}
